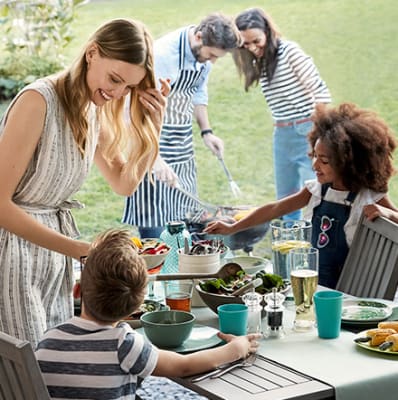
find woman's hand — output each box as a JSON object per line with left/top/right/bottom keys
{"left": 138, "top": 77, "right": 170, "bottom": 132}
{"left": 152, "top": 156, "right": 179, "bottom": 187}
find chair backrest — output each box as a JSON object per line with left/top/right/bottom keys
{"left": 0, "top": 331, "right": 50, "bottom": 400}
{"left": 336, "top": 213, "right": 398, "bottom": 300}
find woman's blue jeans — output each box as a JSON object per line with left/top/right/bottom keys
{"left": 273, "top": 120, "right": 315, "bottom": 220}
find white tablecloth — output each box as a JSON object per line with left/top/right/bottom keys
{"left": 192, "top": 303, "right": 398, "bottom": 400}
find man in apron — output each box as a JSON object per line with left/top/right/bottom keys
{"left": 122, "top": 13, "right": 241, "bottom": 238}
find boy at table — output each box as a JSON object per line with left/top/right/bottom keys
{"left": 35, "top": 229, "right": 260, "bottom": 400}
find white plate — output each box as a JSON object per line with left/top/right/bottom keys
{"left": 342, "top": 299, "right": 393, "bottom": 323}
{"left": 137, "top": 324, "right": 223, "bottom": 353}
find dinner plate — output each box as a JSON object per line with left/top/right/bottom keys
{"left": 137, "top": 324, "right": 223, "bottom": 353}
{"left": 354, "top": 329, "right": 398, "bottom": 356}
{"left": 341, "top": 299, "right": 393, "bottom": 324}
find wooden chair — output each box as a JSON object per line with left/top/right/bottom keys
{"left": 336, "top": 213, "right": 398, "bottom": 300}
{"left": 0, "top": 331, "right": 50, "bottom": 400}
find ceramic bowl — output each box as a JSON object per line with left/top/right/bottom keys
{"left": 140, "top": 310, "right": 195, "bottom": 348}
{"left": 139, "top": 238, "right": 170, "bottom": 272}
{"left": 225, "top": 255, "right": 272, "bottom": 275}
{"left": 195, "top": 284, "right": 245, "bottom": 315}
{"left": 122, "top": 300, "right": 168, "bottom": 329}
{"left": 196, "top": 279, "right": 289, "bottom": 316}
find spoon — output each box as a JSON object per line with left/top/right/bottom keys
{"left": 231, "top": 277, "right": 263, "bottom": 296}
{"left": 148, "top": 262, "right": 243, "bottom": 282}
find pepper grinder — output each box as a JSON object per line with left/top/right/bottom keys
{"left": 242, "top": 291, "right": 263, "bottom": 335}
{"left": 264, "top": 288, "right": 285, "bottom": 338}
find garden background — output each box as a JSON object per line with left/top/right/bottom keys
{"left": 1, "top": 0, "right": 397, "bottom": 258}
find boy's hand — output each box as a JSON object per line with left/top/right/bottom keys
{"left": 217, "top": 332, "right": 261, "bottom": 357}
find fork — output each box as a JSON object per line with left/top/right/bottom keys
{"left": 209, "top": 353, "right": 257, "bottom": 379}
{"left": 191, "top": 358, "right": 243, "bottom": 383}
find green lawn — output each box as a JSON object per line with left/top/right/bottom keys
{"left": 1, "top": 0, "right": 398, "bottom": 257}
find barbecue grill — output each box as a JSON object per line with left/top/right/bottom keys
{"left": 184, "top": 206, "right": 269, "bottom": 254}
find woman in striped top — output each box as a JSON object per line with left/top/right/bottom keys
{"left": 0, "top": 19, "right": 169, "bottom": 347}
{"left": 36, "top": 229, "right": 260, "bottom": 400}
{"left": 233, "top": 8, "right": 331, "bottom": 220}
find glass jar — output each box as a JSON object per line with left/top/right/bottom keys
{"left": 242, "top": 291, "right": 264, "bottom": 335}
{"left": 160, "top": 221, "right": 191, "bottom": 274}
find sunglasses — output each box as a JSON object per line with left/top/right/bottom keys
{"left": 317, "top": 216, "right": 334, "bottom": 248}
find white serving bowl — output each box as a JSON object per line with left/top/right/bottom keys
{"left": 178, "top": 250, "right": 221, "bottom": 307}
{"left": 137, "top": 238, "right": 170, "bottom": 272}
{"left": 225, "top": 255, "right": 272, "bottom": 275}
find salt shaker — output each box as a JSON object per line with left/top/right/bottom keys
{"left": 242, "top": 291, "right": 263, "bottom": 335}
{"left": 160, "top": 221, "right": 191, "bottom": 274}
{"left": 264, "top": 288, "right": 285, "bottom": 338}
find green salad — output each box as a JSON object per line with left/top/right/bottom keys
{"left": 199, "top": 269, "right": 286, "bottom": 295}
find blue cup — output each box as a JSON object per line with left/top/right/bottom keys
{"left": 218, "top": 303, "right": 248, "bottom": 336}
{"left": 314, "top": 290, "right": 344, "bottom": 339}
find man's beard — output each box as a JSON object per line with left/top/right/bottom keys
{"left": 191, "top": 44, "right": 204, "bottom": 62}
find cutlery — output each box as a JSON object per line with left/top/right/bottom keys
{"left": 230, "top": 277, "right": 263, "bottom": 296}
{"left": 210, "top": 353, "right": 256, "bottom": 379}
{"left": 147, "top": 262, "right": 243, "bottom": 282}
{"left": 174, "top": 182, "right": 219, "bottom": 214}
{"left": 217, "top": 156, "right": 241, "bottom": 198}
{"left": 190, "top": 359, "right": 243, "bottom": 383}
{"left": 184, "top": 238, "right": 190, "bottom": 254}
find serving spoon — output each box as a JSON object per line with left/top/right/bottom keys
{"left": 148, "top": 262, "right": 243, "bottom": 282}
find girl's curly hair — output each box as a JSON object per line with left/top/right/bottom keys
{"left": 308, "top": 103, "right": 397, "bottom": 193}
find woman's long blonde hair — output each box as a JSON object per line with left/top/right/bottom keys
{"left": 54, "top": 18, "right": 158, "bottom": 182}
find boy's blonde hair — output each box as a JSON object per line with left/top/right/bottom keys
{"left": 81, "top": 229, "right": 148, "bottom": 323}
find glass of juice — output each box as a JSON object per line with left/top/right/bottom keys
{"left": 164, "top": 280, "right": 194, "bottom": 312}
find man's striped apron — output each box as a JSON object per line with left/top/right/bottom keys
{"left": 123, "top": 28, "right": 206, "bottom": 228}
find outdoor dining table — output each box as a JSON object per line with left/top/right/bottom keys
{"left": 171, "top": 289, "right": 398, "bottom": 400}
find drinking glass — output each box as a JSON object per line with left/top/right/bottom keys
{"left": 165, "top": 280, "right": 194, "bottom": 312}
{"left": 271, "top": 220, "right": 312, "bottom": 279}
{"left": 290, "top": 247, "right": 319, "bottom": 331}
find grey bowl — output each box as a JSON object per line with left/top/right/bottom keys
{"left": 196, "top": 284, "right": 269, "bottom": 317}
{"left": 140, "top": 310, "right": 195, "bottom": 348}
{"left": 196, "top": 284, "right": 245, "bottom": 315}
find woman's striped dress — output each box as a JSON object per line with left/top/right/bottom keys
{"left": 0, "top": 79, "right": 99, "bottom": 347}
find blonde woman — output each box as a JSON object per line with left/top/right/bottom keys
{"left": 0, "top": 18, "right": 169, "bottom": 347}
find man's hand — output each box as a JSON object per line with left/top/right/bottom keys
{"left": 203, "top": 133, "right": 224, "bottom": 157}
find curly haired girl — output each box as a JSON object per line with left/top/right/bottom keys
{"left": 205, "top": 102, "right": 398, "bottom": 288}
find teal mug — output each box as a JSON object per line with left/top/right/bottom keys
{"left": 314, "top": 290, "right": 344, "bottom": 339}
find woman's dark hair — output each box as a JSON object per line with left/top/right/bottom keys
{"left": 233, "top": 8, "right": 281, "bottom": 91}
{"left": 308, "top": 103, "right": 397, "bottom": 193}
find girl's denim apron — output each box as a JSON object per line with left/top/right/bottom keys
{"left": 311, "top": 184, "right": 357, "bottom": 288}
